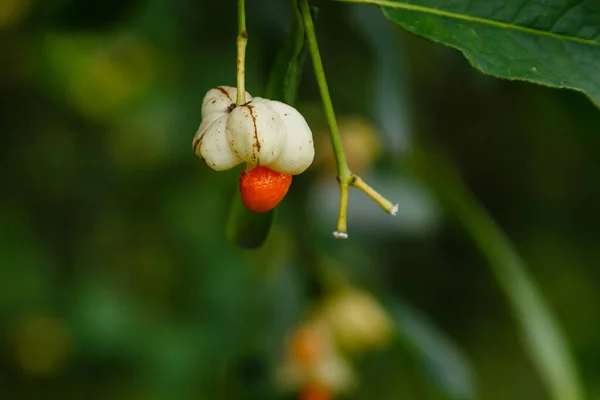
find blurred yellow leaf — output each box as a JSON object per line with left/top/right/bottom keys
{"left": 319, "top": 288, "right": 393, "bottom": 353}
{"left": 11, "top": 314, "right": 73, "bottom": 376}
{"left": 42, "top": 34, "right": 158, "bottom": 119}
{"left": 0, "top": 0, "right": 29, "bottom": 30}
{"left": 315, "top": 116, "right": 382, "bottom": 175}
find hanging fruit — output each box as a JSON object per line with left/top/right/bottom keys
{"left": 193, "top": 86, "right": 315, "bottom": 175}
{"left": 193, "top": 86, "right": 315, "bottom": 212}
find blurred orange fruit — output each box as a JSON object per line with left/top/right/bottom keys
{"left": 290, "top": 325, "right": 322, "bottom": 367}
{"left": 300, "top": 383, "right": 332, "bottom": 400}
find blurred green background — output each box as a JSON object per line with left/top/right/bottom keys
{"left": 2, "top": 0, "right": 600, "bottom": 399}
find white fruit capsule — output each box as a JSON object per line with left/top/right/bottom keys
{"left": 193, "top": 110, "right": 222, "bottom": 146}
{"left": 193, "top": 87, "right": 315, "bottom": 175}
{"left": 254, "top": 98, "right": 315, "bottom": 175}
{"left": 198, "top": 114, "right": 243, "bottom": 171}
{"left": 226, "top": 102, "right": 286, "bottom": 166}
{"left": 192, "top": 105, "right": 223, "bottom": 159}
{"left": 201, "top": 86, "right": 252, "bottom": 118}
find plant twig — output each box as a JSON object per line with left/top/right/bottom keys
{"left": 300, "top": 0, "right": 397, "bottom": 238}
{"left": 299, "top": 0, "right": 351, "bottom": 181}
{"left": 333, "top": 179, "right": 349, "bottom": 238}
{"left": 236, "top": 0, "right": 248, "bottom": 106}
{"left": 351, "top": 176, "right": 398, "bottom": 215}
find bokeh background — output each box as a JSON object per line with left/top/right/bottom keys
{"left": 2, "top": 0, "right": 600, "bottom": 399}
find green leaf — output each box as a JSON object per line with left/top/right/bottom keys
{"left": 408, "top": 144, "right": 584, "bottom": 400}
{"left": 265, "top": 0, "right": 317, "bottom": 105}
{"left": 226, "top": 187, "right": 276, "bottom": 249}
{"left": 225, "top": 0, "right": 315, "bottom": 249}
{"left": 335, "top": 0, "right": 600, "bottom": 107}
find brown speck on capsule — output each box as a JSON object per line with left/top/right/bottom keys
{"left": 247, "top": 104, "right": 261, "bottom": 154}
{"left": 230, "top": 140, "right": 240, "bottom": 156}
{"left": 192, "top": 138, "right": 201, "bottom": 153}
{"left": 216, "top": 86, "right": 232, "bottom": 100}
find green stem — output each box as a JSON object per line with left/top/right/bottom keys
{"left": 300, "top": 0, "right": 352, "bottom": 237}
{"left": 333, "top": 179, "right": 349, "bottom": 238}
{"left": 236, "top": 0, "right": 248, "bottom": 105}
{"left": 300, "top": 0, "right": 350, "bottom": 181}
{"left": 300, "top": 0, "right": 397, "bottom": 238}
{"left": 351, "top": 176, "right": 398, "bottom": 215}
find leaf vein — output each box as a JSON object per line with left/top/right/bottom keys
{"left": 333, "top": 0, "right": 600, "bottom": 47}
{"left": 510, "top": 0, "right": 533, "bottom": 25}
{"left": 548, "top": 0, "right": 583, "bottom": 33}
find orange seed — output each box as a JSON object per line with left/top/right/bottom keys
{"left": 239, "top": 166, "right": 292, "bottom": 213}
{"left": 300, "top": 383, "right": 332, "bottom": 400}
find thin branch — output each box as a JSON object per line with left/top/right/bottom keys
{"left": 236, "top": 0, "right": 248, "bottom": 105}
{"left": 301, "top": 0, "right": 397, "bottom": 238}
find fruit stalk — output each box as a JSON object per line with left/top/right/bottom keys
{"left": 299, "top": 0, "right": 350, "bottom": 182}
{"left": 236, "top": 0, "right": 247, "bottom": 106}
{"left": 352, "top": 176, "right": 398, "bottom": 216}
